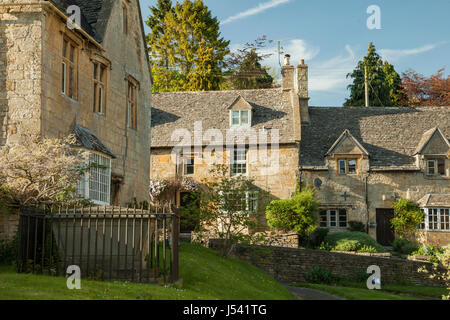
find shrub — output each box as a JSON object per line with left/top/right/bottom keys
{"left": 0, "top": 235, "right": 17, "bottom": 265}
{"left": 266, "top": 187, "right": 318, "bottom": 236}
{"left": 391, "top": 199, "right": 424, "bottom": 239}
{"left": 334, "top": 239, "right": 360, "bottom": 252}
{"left": 324, "top": 231, "right": 386, "bottom": 253}
{"left": 347, "top": 221, "right": 366, "bottom": 233}
{"left": 358, "top": 245, "right": 378, "bottom": 253}
{"left": 392, "top": 238, "right": 419, "bottom": 255}
{"left": 413, "top": 244, "right": 444, "bottom": 263}
{"left": 306, "top": 266, "right": 334, "bottom": 284}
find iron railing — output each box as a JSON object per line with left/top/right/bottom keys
{"left": 17, "top": 205, "right": 179, "bottom": 284}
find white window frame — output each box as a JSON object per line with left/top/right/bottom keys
{"left": 230, "top": 110, "right": 251, "bottom": 128}
{"left": 77, "top": 151, "right": 112, "bottom": 206}
{"left": 246, "top": 191, "right": 259, "bottom": 214}
{"left": 320, "top": 209, "right": 348, "bottom": 228}
{"left": 231, "top": 147, "right": 248, "bottom": 176}
{"left": 420, "top": 208, "right": 450, "bottom": 231}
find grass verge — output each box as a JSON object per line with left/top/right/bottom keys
{"left": 0, "top": 242, "right": 295, "bottom": 300}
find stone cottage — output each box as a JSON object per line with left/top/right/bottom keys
{"left": 150, "top": 54, "right": 449, "bottom": 246}
{"left": 0, "top": 0, "right": 152, "bottom": 207}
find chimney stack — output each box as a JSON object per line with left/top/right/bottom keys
{"left": 297, "top": 59, "right": 310, "bottom": 123}
{"left": 281, "top": 54, "right": 294, "bottom": 90}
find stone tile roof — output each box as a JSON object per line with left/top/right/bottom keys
{"left": 418, "top": 194, "right": 450, "bottom": 207}
{"left": 73, "top": 124, "right": 117, "bottom": 158}
{"left": 50, "top": 0, "right": 114, "bottom": 42}
{"left": 151, "top": 88, "right": 295, "bottom": 147}
{"left": 300, "top": 107, "right": 450, "bottom": 169}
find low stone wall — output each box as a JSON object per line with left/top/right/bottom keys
{"left": 209, "top": 241, "right": 445, "bottom": 286}
{"left": 0, "top": 213, "right": 19, "bottom": 242}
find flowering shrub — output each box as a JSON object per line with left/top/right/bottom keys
{"left": 419, "top": 245, "right": 450, "bottom": 300}
{"left": 149, "top": 176, "right": 199, "bottom": 204}
{"left": 0, "top": 133, "right": 88, "bottom": 206}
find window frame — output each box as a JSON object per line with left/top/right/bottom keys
{"left": 420, "top": 208, "right": 450, "bottom": 232}
{"left": 61, "top": 37, "right": 78, "bottom": 100}
{"left": 127, "top": 80, "right": 138, "bottom": 129}
{"left": 93, "top": 62, "right": 107, "bottom": 114}
{"left": 231, "top": 147, "right": 248, "bottom": 177}
{"left": 76, "top": 152, "right": 112, "bottom": 206}
{"left": 337, "top": 159, "right": 358, "bottom": 175}
{"left": 122, "top": 3, "right": 128, "bottom": 35}
{"left": 426, "top": 159, "right": 446, "bottom": 176}
{"left": 319, "top": 209, "right": 348, "bottom": 228}
{"left": 229, "top": 110, "right": 251, "bottom": 128}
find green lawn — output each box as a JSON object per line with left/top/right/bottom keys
{"left": 0, "top": 243, "right": 295, "bottom": 300}
{"left": 335, "top": 280, "right": 448, "bottom": 299}
{"left": 293, "top": 283, "right": 419, "bottom": 300}
{"left": 293, "top": 281, "right": 448, "bottom": 300}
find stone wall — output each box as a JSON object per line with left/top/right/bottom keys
{"left": 0, "top": 2, "right": 43, "bottom": 146}
{"left": 301, "top": 166, "right": 450, "bottom": 245}
{"left": 0, "top": 211, "right": 18, "bottom": 242}
{"left": 213, "top": 243, "right": 445, "bottom": 286}
{"left": 0, "top": 1, "right": 152, "bottom": 205}
{"left": 150, "top": 144, "right": 300, "bottom": 230}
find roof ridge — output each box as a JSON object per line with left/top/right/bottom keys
{"left": 152, "top": 88, "right": 283, "bottom": 95}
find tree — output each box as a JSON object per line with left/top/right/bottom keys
{"left": 194, "top": 164, "right": 266, "bottom": 257}
{"left": 391, "top": 199, "right": 425, "bottom": 240}
{"left": 344, "top": 42, "right": 404, "bottom": 107}
{"left": 265, "top": 187, "right": 319, "bottom": 239}
{"left": 397, "top": 68, "right": 450, "bottom": 107}
{"left": 146, "top": 0, "right": 230, "bottom": 92}
{"left": 0, "top": 133, "right": 88, "bottom": 206}
{"left": 223, "top": 36, "right": 274, "bottom": 90}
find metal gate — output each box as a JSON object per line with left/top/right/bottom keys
{"left": 17, "top": 205, "right": 179, "bottom": 284}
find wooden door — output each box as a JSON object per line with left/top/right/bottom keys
{"left": 376, "top": 209, "right": 395, "bottom": 246}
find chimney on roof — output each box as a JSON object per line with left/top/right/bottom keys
{"left": 297, "top": 59, "right": 310, "bottom": 124}
{"left": 281, "top": 54, "right": 294, "bottom": 90}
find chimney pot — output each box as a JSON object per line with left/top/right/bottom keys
{"left": 281, "top": 53, "right": 294, "bottom": 90}
{"left": 284, "top": 54, "right": 291, "bottom": 66}
{"left": 300, "top": 59, "right": 305, "bottom": 65}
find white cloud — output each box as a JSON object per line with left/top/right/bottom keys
{"left": 309, "top": 45, "right": 356, "bottom": 92}
{"left": 379, "top": 43, "right": 442, "bottom": 62}
{"left": 221, "top": 0, "right": 291, "bottom": 25}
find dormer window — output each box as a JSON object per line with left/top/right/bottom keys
{"left": 338, "top": 159, "right": 357, "bottom": 175}
{"left": 228, "top": 96, "right": 253, "bottom": 128}
{"left": 231, "top": 110, "right": 250, "bottom": 127}
{"left": 427, "top": 159, "right": 446, "bottom": 176}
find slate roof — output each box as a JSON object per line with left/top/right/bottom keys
{"left": 418, "top": 194, "right": 450, "bottom": 207}
{"left": 300, "top": 107, "right": 450, "bottom": 169}
{"left": 151, "top": 88, "right": 295, "bottom": 147}
{"left": 73, "top": 124, "right": 117, "bottom": 158}
{"left": 49, "top": 0, "right": 115, "bottom": 42}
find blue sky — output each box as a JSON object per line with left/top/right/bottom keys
{"left": 140, "top": 0, "right": 450, "bottom": 106}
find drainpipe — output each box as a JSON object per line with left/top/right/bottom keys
{"left": 365, "top": 173, "right": 370, "bottom": 234}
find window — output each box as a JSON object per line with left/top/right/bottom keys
{"left": 230, "top": 110, "right": 250, "bottom": 127}
{"left": 421, "top": 208, "right": 450, "bottom": 231}
{"left": 93, "top": 62, "right": 107, "bottom": 113}
{"left": 77, "top": 153, "right": 112, "bottom": 205}
{"left": 177, "top": 156, "right": 194, "bottom": 176}
{"left": 337, "top": 159, "right": 358, "bottom": 175}
{"left": 427, "top": 159, "right": 446, "bottom": 176}
{"left": 319, "top": 209, "right": 347, "bottom": 228}
{"left": 127, "top": 81, "right": 137, "bottom": 129}
{"left": 62, "top": 38, "right": 78, "bottom": 99}
{"left": 123, "top": 4, "right": 128, "bottom": 34}
{"left": 231, "top": 148, "right": 247, "bottom": 176}
{"left": 247, "top": 191, "right": 259, "bottom": 214}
